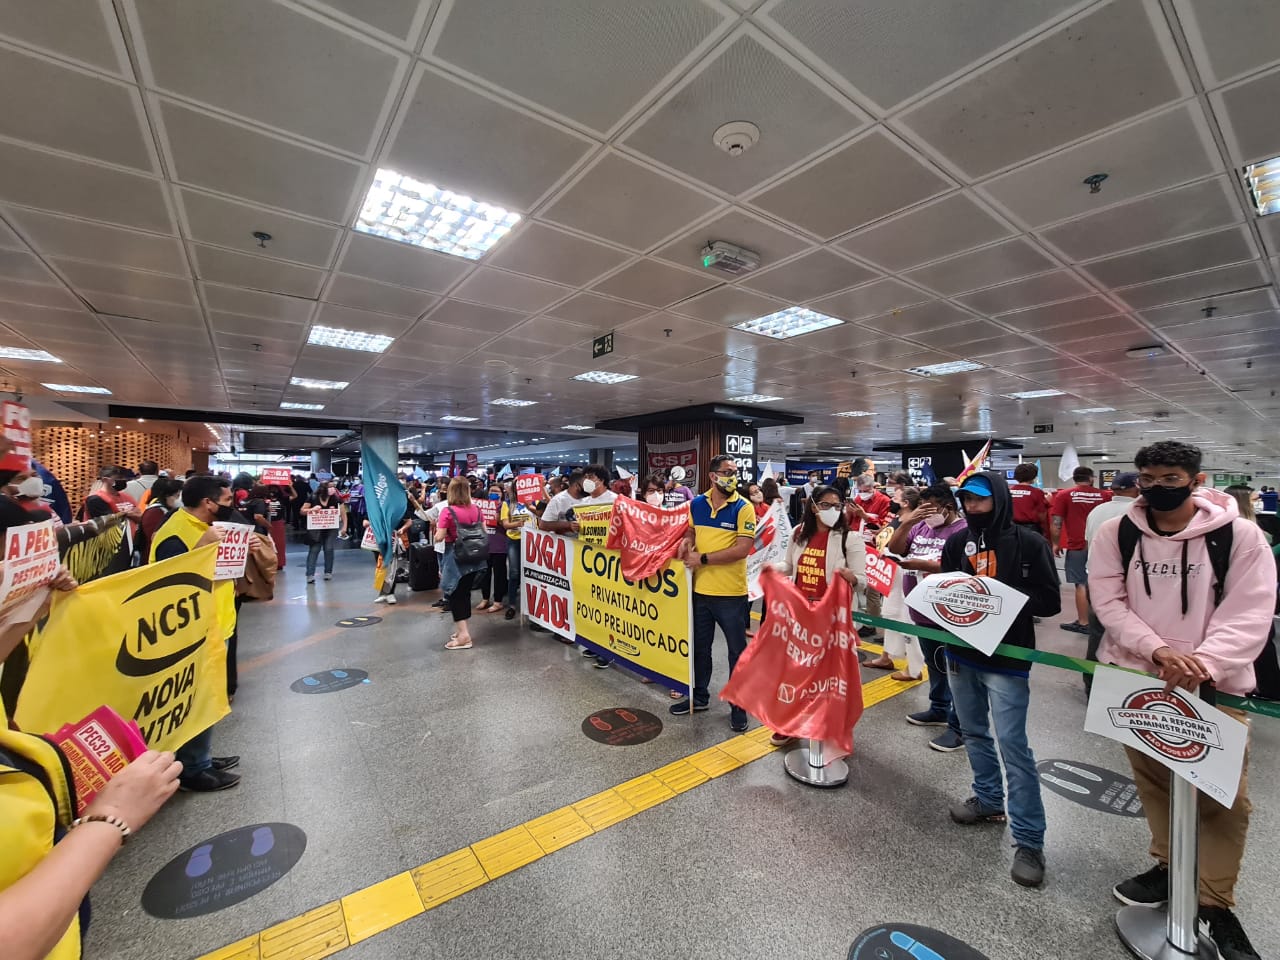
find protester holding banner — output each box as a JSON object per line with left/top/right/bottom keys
{"left": 499, "top": 484, "right": 530, "bottom": 621}
{"left": 846, "top": 474, "right": 892, "bottom": 641}
{"left": 672, "top": 455, "right": 757, "bottom": 731}
{"left": 301, "top": 481, "right": 344, "bottom": 584}
{"left": 476, "top": 483, "right": 508, "bottom": 614}
{"left": 137, "top": 477, "right": 184, "bottom": 563}
{"left": 1090, "top": 441, "right": 1273, "bottom": 958}
{"left": 866, "top": 486, "right": 925, "bottom": 679}
{"left": 79, "top": 468, "right": 141, "bottom": 523}
{"left": 640, "top": 474, "right": 665, "bottom": 507}
{"left": 938, "top": 472, "right": 1061, "bottom": 889}
{"left": 663, "top": 466, "right": 694, "bottom": 508}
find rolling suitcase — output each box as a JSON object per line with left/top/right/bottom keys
{"left": 409, "top": 541, "right": 439, "bottom": 591}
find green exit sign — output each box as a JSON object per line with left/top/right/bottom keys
{"left": 592, "top": 331, "right": 614, "bottom": 359}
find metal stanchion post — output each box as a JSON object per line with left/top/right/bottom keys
{"left": 1115, "top": 772, "right": 1213, "bottom": 959}
{"left": 783, "top": 737, "right": 848, "bottom": 788}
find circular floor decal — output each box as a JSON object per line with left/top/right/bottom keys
{"left": 581, "top": 708, "right": 663, "bottom": 746}
{"left": 1037, "top": 758, "right": 1143, "bottom": 817}
{"left": 142, "top": 823, "right": 306, "bottom": 919}
{"left": 290, "top": 668, "right": 369, "bottom": 694}
{"left": 850, "top": 924, "right": 990, "bottom": 960}
{"left": 336, "top": 616, "right": 382, "bottom": 628}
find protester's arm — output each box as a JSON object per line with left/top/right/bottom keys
{"left": 1196, "top": 525, "right": 1276, "bottom": 681}
{"left": 1087, "top": 520, "right": 1168, "bottom": 666}
{"left": 838, "top": 532, "right": 865, "bottom": 586}
{"left": 1049, "top": 492, "right": 1066, "bottom": 556}
{"left": 686, "top": 504, "right": 755, "bottom": 566}
{"left": 1022, "top": 531, "right": 1062, "bottom": 618}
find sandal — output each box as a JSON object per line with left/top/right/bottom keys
{"left": 890, "top": 670, "right": 920, "bottom": 682}
{"left": 865, "top": 656, "right": 895, "bottom": 670}
{"left": 445, "top": 636, "right": 473, "bottom": 650}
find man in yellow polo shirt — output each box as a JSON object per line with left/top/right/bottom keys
{"left": 150, "top": 475, "right": 240, "bottom": 793}
{"left": 672, "top": 454, "right": 757, "bottom": 731}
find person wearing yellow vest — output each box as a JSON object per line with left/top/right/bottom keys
{"left": 149, "top": 475, "right": 241, "bottom": 793}
{"left": 499, "top": 484, "right": 530, "bottom": 621}
{"left": 0, "top": 502, "right": 181, "bottom": 960}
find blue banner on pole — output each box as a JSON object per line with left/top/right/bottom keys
{"left": 361, "top": 440, "right": 407, "bottom": 558}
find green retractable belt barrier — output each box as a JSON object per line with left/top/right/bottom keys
{"left": 851, "top": 610, "right": 1280, "bottom": 721}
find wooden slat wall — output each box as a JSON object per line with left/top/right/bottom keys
{"left": 33, "top": 427, "right": 194, "bottom": 505}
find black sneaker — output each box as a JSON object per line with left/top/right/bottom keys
{"left": 1199, "top": 906, "right": 1260, "bottom": 960}
{"left": 504, "top": 607, "right": 516, "bottom": 621}
{"left": 857, "top": 626, "right": 877, "bottom": 639}
{"left": 669, "top": 699, "right": 709, "bottom": 716}
{"left": 730, "top": 706, "right": 748, "bottom": 732}
{"left": 949, "top": 796, "right": 1007, "bottom": 825}
{"left": 593, "top": 656, "right": 610, "bottom": 669}
{"left": 907, "top": 709, "right": 949, "bottom": 727}
{"left": 211, "top": 756, "right": 240, "bottom": 772}
{"left": 1112, "top": 863, "right": 1168, "bottom": 906}
{"left": 1011, "top": 846, "right": 1046, "bottom": 888}
{"left": 581, "top": 647, "right": 596, "bottom": 657}
{"left": 929, "top": 729, "right": 965, "bottom": 753}
{"left": 1059, "top": 622, "right": 1088, "bottom": 634}
{"left": 179, "top": 768, "right": 241, "bottom": 792}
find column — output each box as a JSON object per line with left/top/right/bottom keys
{"left": 310, "top": 449, "right": 332, "bottom": 475}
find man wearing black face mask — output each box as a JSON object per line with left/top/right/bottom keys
{"left": 151, "top": 476, "right": 241, "bottom": 792}
{"left": 80, "top": 467, "right": 143, "bottom": 522}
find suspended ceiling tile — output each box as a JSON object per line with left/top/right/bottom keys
{"left": 858, "top": 300, "right": 972, "bottom": 337}
{"left": 0, "top": 250, "right": 56, "bottom": 286}
{"left": 487, "top": 223, "right": 629, "bottom": 288}
{"left": 0, "top": 278, "right": 81, "bottom": 310}
{"left": 92, "top": 297, "right": 204, "bottom": 326}
{"left": 541, "top": 153, "right": 720, "bottom": 251}
{"left": 390, "top": 320, "right": 480, "bottom": 352}
{"left": 177, "top": 189, "right": 341, "bottom": 268}
{"left": 651, "top": 207, "right": 811, "bottom": 274}
{"left": 622, "top": 31, "right": 864, "bottom": 196}
{"left": 591, "top": 259, "right": 717, "bottom": 308}
{"left": 158, "top": 100, "right": 363, "bottom": 223}
{"left": 0, "top": 0, "right": 126, "bottom": 74}
{"left": 55, "top": 259, "right": 194, "bottom": 305}
{"left": 904, "top": 238, "right": 1055, "bottom": 297}
{"left": 1115, "top": 261, "right": 1267, "bottom": 311}
{"left": 837, "top": 192, "right": 1013, "bottom": 273}
{"left": 386, "top": 65, "right": 593, "bottom": 211}
{"left": 338, "top": 233, "right": 470, "bottom": 293}
{"left": 957, "top": 270, "right": 1091, "bottom": 316}
{"left": 924, "top": 319, "right": 1011, "bottom": 350}
{"left": 616, "top": 312, "right": 722, "bottom": 344}
{"left": 0, "top": 45, "right": 153, "bottom": 171}
{"left": 1000, "top": 295, "right": 1120, "bottom": 332}
{"left": 201, "top": 283, "right": 315, "bottom": 323}
{"left": 0, "top": 141, "right": 172, "bottom": 233}
{"left": 307, "top": 0, "right": 428, "bottom": 43}
{"left": 760, "top": 0, "right": 1080, "bottom": 110}
{"left": 1175, "top": 0, "right": 1280, "bottom": 86}
{"left": 208, "top": 311, "right": 307, "bottom": 342}
{"left": 1259, "top": 217, "right": 1280, "bottom": 260}
{"left": 666, "top": 285, "right": 785, "bottom": 327}
{"left": 749, "top": 129, "right": 950, "bottom": 240}
{"left": 427, "top": 0, "right": 728, "bottom": 133}
{"left": 739, "top": 249, "right": 876, "bottom": 302}
{"left": 6, "top": 208, "right": 185, "bottom": 276}
{"left": 545, "top": 292, "right": 649, "bottom": 331}
{"left": 899, "top": 2, "right": 1183, "bottom": 179}
{"left": 1141, "top": 289, "right": 1276, "bottom": 327}
{"left": 511, "top": 316, "right": 595, "bottom": 348}
{"left": 1040, "top": 178, "right": 1240, "bottom": 262}
{"left": 312, "top": 303, "right": 415, "bottom": 339}
{"left": 427, "top": 299, "right": 525, "bottom": 336}
{"left": 1033, "top": 314, "right": 1147, "bottom": 346}
{"left": 809, "top": 278, "right": 929, "bottom": 323}
{"left": 1081, "top": 227, "right": 1256, "bottom": 290}
{"left": 451, "top": 267, "right": 571, "bottom": 313}
{"left": 189, "top": 244, "right": 325, "bottom": 299}
{"left": 982, "top": 106, "right": 1217, "bottom": 229}
{"left": 0, "top": 303, "right": 96, "bottom": 336}
{"left": 323, "top": 274, "right": 437, "bottom": 319}
{"left": 1214, "top": 65, "right": 1280, "bottom": 164}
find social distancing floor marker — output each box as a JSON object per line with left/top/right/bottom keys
{"left": 195, "top": 643, "right": 922, "bottom": 960}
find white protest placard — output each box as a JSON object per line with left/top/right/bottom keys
{"left": 306, "top": 507, "right": 341, "bottom": 530}
{"left": 747, "top": 501, "right": 791, "bottom": 602}
{"left": 0, "top": 518, "right": 59, "bottom": 627}
{"left": 212, "top": 522, "right": 254, "bottom": 581}
{"left": 903, "top": 572, "right": 1028, "bottom": 656}
{"left": 260, "top": 466, "right": 293, "bottom": 486}
{"left": 360, "top": 525, "right": 378, "bottom": 552}
{"left": 1085, "top": 665, "right": 1248, "bottom": 808}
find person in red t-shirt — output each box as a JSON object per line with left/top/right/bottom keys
{"left": 1050, "top": 466, "right": 1112, "bottom": 633}
{"left": 845, "top": 474, "right": 892, "bottom": 639}
{"left": 1009, "top": 463, "right": 1051, "bottom": 540}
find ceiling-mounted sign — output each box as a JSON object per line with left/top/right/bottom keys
{"left": 723, "top": 431, "right": 756, "bottom": 483}
{"left": 592, "top": 331, "right": 615, "bottom": 359}
{"left": 849, "top": 924, "right": 990, "bottom": 960}
{"left": 1036, "top": 758, "right": 1143, "bottom": 817}
{"left": 1033, "top": 423, "right": 1054, "bottom": 434}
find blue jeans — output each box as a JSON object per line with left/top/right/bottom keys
{"left": 947, "top": 655, "right": 1045, "bottom": 849}
{"left": 177, "top": 725, "right": 213, "bottom": 777}
{"left": 692, "top": 594, "right": 749, "bottom": 707}
{"left": 919, "top": 635, "right": 961, "bottom": 734}
{"left": 306, "top": 529, "right": 337, "bottom": 576}
{"left": 506, "top": 539, "right": 521, "bottom": 610}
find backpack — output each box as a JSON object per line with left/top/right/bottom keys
{"left": 1116, "top": 515, "right": 1279, "bottom": 700}
{"left": 448, "top": 506, "right": 489, "bottom": 566}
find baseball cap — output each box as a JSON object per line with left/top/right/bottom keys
{"left": 958, "top": 475, "right": 993, "bottom": 497}
{"left": 1112, "top": 471, "right": 1139, "bottom": 491}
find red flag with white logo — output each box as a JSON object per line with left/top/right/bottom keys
{"left": 604, "top": 495, "right": 690, "bottom": 582}
{"left": 720, "top": 566, "right": 864, "bottom": 756}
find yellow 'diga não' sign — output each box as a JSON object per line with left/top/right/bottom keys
{"left": 15, "top": 545, "right": 230, "bottom": 751}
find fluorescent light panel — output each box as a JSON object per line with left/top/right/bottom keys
{"left": 1072, "top": 407, "right": 1115, "bottom": 413}
{"left": 42, "top": 383, "right": 110, "bottom": 394}
{"left": 490, "top": 398, "right": 538, "bottom": 407}
{"left": 835, "top": 410, "right": 872, "bottom": 417}
{"left": 1005, "top": 389, "right": 1066, "bottom": 399}
{"left": 0, "top": 347, "right": 60, "bottom": 362}
{"left": 440, "top": 415, "right": 478, "bottom": 422}
{"left": 1243, "top": 157, "right": 1280, "bottom": 216}
{"left": 355, "top": 167, "right": 520, "bottom": 260}
{"left": 734, "top": 307, "right": 843, "bottom": 340}
{"left": 281, "top": 402, "right": 324, "bottom": 411}
{"left": 1113, "top": 419, "right": 1150, "bottom": 424}
{"left": 728, "top": 394, "right": 783, "bottom": 403}
{"left": 909, "top": 420, "right": 945, "bottom": 427}
{"left": 561, "top": 425, "right": 592, "bottom": 431}
{"left": 290, "top": 376, "right": 350, "bottom": 390}
{"left": 573, "top": 371, "right": 638, "bottom": 384}
{"left": 308, "top": 325, "right": 393, "bottom": 353}
{"left": 905, "top": 360, "right": 984, "bottom": 376}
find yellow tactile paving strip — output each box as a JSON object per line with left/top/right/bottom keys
{"left": 194, "top": 653, "right": 921, "bottom": 960}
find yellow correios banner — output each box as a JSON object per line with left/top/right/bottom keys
{"left": 571, "top": 539, "right": 692, "bottom": 690}
{"left": 14, "top": 545, "right": 230, "bottom": 751}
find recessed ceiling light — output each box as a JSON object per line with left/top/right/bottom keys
{"left": 1071, "top": 407, "right": 1116, "bottom": 414}
{"left": 1112, "top": 419, "right": 1150, "bottom": 425}
{"left": 0, "top": 347, "right": 60, "bottom": 363}
{"left": 281, "top": 402, "right": 324, "bottom": 411}
{"left": 355, "top": 167, "right": 520, "bottom": 260}
{"left": 1005, "top": 389, "right": 1066, "bottom": 400}
{"left": 290, "top": 376, "right": 350, "bottom": 390}
{"left": 308, "top": 325, "right": 393, "bottom": 353}
{"left": 490, "top": 398, "right": 538, "bottom": 407}
{"left": 42, "top": 383, "right": 110, "bottom": 394}
{"left": 905, "top": 360, "right": 984, "bottom": 376}
{"left": 909, "top": 420, "right": 945, "bottom": 427}
{"left": 734, "top": 306, "right": 843, "bottom": 340}
{"left": 440, "top": 415, "right": 478, "bottom": 422}
{"left": 728, "top": 394, "right": 783, "bottom": 403}
{"left": 800, "top": 431, "right": 828, "bottom": 436}
{"left": 1243, "top": 157, "right": 1280, "bottom": 216}
{"left": 573, "top": 371, "right": 638, "bottom": 384}
{"left": 1005, "top": 436, "right": 1035, "bottom": 440}
{"left": 835, "top": 410, "right": 873, "bottom": 417}
{"left": 561, "top": 425, "right": 592, "bottom": 431}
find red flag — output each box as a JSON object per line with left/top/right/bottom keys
{"left": 604, "top": 496, "right": 690, "bottom": 581}
{"left": 720, "top": 567, "right": 864, "bottom": 756}
{"left": 448, "top": 453, "right": 457, "bottom": 477}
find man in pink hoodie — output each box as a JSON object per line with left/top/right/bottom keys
{"left": 1089, "top": 441, "right": 1272, "bottom": 960}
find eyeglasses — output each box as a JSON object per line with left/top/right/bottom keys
{"left": 713, "top": 469, "right": 739, "bottom": 477}
{"left": 1137, "top": 476, "right": 1190, "bottom": 489}
{"left": 815, "top": 500, "right": 842, "bottom": 509}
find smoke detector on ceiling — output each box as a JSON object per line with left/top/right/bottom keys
{"left": 1125, "top": 344, "right": 1166, "bottom": 360}
{"left": 713, "top": 121, "right": 760, "bottom": 157}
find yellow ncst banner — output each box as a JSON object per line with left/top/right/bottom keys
{"left": 14, "top": 545, "right": 230, "bottom": 752}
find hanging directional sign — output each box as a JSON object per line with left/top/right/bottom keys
{"left": 592, "top": 331, "right": 615, "bottom": 359}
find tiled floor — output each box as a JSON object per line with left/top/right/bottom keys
{"left": 83, "top": 541, "right": 1280, "bottom": 960}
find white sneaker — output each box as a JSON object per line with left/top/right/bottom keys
{"left": 384, "top": 595, "right": 397, "bottom": 605}
{"left": 373, "top": 595, "right": 387, "bottom": 604}
{"left": 324, "top": 574, "right": 332, "bottom": 580}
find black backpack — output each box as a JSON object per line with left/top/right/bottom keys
{"left": 1116, "top": 516, "right": 1280, "bottom": 700}
{"left": 448, "top": 506, "right": 489, "bottom": 566}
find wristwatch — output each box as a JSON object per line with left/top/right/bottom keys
{"left": 700, "top": 552, "right": 709, "bottom": 566}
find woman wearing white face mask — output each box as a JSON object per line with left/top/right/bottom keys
{"left": 641, "top": 474, "right": 666, "bottom": 507}
{"left": 138, "top": 477, "right": 184, "bottom": 564}
{"left": 769, "top": 484, "right": 866, "bottom": 747}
